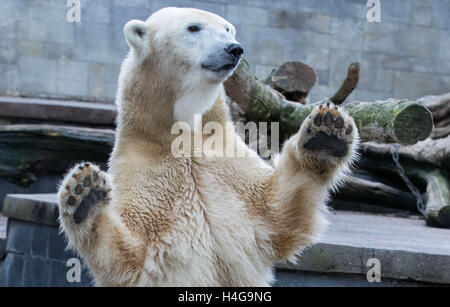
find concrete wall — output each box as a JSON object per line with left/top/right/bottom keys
{"left": 0, "top": 218, "right": 92, "bottom": 286}
{"left": 0, "top": 0, "right": 449, "bottom": 103}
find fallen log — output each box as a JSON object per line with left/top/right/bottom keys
{"left": 422, "top": 170, "right": 450, "bottom": 228}
{"left": 431, "top": 125, "right": 450, "bottom": 139}
{"left": 436, "top": 117, "right": 450, "bottom": 128}
{"left": 417, "top": 93, "right": 450, "bottom": 121}
{"left": 330, "top": 62, "right": 360, "bottom": 105}
{"left": 360, "top": 136, "right": 450, "bottom": 171}
{"left": 356, "top": 151, "right": 450, "bottom": 228}
{"left": 264, "top": 61, "right": 318, "bottom": 104}
{"left": 224, "top": 59, "right": 433, "bottom": 145}
{"left": 0, "top": 124, "right": 114, "bottom": 187}
{"left": 417, "top": 93, "right": 450, "bottom": 140}
{"left": 336, "top": 175, "right": 417, "bottom": 211}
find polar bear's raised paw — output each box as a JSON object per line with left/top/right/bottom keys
{"left": 299, "top": 102, "right": 356, "bottom": 159}
{"left": 58, "top": 163, "right": 111, "bottom": 225}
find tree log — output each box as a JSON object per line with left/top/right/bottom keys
{"left": 431, "top": 125, "right": 450, "bottom": 139}
{"left": 436, "top": 117, "right": 450, "bottom": 128}
{"left": 360, "top": 136, "right": 450, "bottom": 171}
{"left": 422, "top": 170, "right": 450, "bottom": 228}
{"left": 417, "top": 93, "right": 450, "bottom": 121}
{"left": 224, "top": 59, "right": 433, "bottom": 145}
{"left": 336, "top": 175, "right": 417, "bottom": 211}
{"left": 0, "top": 124, "right": 114, "bottom": 187}
{"left": 264, "top": 61, "right": 318, "bottom": 104}
{"left": 356, "top": 148, "right": 450, "bottom": 228}
{"left": 330, "top": 62, "right": 360, "bottom": 105}
{"left": 417, "top": 93, "right": 450, "bottom": 140}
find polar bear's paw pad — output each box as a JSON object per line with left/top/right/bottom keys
{"left": 301, "top": 102, "right": 355, "bottom": 158}
{"left": 59, "top": 163, "right": 110, "bottom": 224}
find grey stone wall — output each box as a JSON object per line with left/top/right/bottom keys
{"left": 0, "top": 0, "right": 449, "bottom": 103}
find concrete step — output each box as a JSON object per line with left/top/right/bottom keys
{"left": 0, "top": 96, "right": 116, "bottom": 126}
{"left": 2, "top": 193, "right": 450, "bottom": 286}
{"left": 280, "top": 211, "right": 450, "bottom": 285}
{"left": 273, "top": 270, "right": 436, "bottom": 287}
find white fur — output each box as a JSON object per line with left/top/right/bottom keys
{"left": 57, "top": 7, "right": 358, "bottom": 287}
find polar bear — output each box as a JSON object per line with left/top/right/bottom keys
{"left": 57, "top": 7, "right": 358, "bottom": 286}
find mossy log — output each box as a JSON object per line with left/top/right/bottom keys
{"left": 0, "top": 124, "right": 114, "bottom": 187}
{"left": 224, "top": 59, "right": 433, "bottom": 145}
{"left": 417, "top": 93, "right": 450, "bottom": 140}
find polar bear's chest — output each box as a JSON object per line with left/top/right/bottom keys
{"left": 135, "top": 174, "right": 271, "bottom": 286}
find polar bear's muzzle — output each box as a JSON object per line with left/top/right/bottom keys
{"left": 201, "top": 43, "right": 244, "bottom": 73}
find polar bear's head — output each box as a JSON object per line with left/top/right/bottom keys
{"left": 121, "top": 7, "right": 243, "bottom": 127}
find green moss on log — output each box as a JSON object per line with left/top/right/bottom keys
{"left": 225, "top": 60, "right": 433, "bottom": 145}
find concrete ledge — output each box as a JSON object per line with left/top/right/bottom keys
{"left": 280, "top": 211, "right": 450, "bottom": 285}
{"left": 0, "top": 96, "right": 117, "bottom": 126}
{"left": 3, "top": 194, "right": 58, "bottom": 226}
{"left": 274, "top": 269, "right": 435, "bottom": 287}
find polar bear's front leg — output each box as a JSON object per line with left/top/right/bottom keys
{"left": 58, "top": 163, "right": 147, "bottom": 286}
{"left": 267, "top": 102, "right": 358, "bottom": 261}
{"left": 57, "top": 163, "right": 112, "bottom": 250}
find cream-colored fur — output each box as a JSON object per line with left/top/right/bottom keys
{"left": 57, "top": 7, "right": 358, "bottom": 287}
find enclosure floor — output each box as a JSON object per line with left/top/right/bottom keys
{"left": 321, "top": 211, "right": 450, "bottom": 256}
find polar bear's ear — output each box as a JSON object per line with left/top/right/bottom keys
{"left": 124, "top": 20, "right": 148, "bottom": 51}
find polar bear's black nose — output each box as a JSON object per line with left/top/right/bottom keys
{"left": 226, "top": 43, "right": 244, "bottom": 58}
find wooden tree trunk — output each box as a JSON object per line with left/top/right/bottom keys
{"left": 0, "top": 124, "right": 114, "bottom": 187}
{"left": 264, "top": 61, "right": 318, "bottom": 104}
{"left": 336, "top": 175, "right": 417, "bottom": 211}
{"left": 431, "top": 125, "right": 450, "bottom": 139}
{"left": 224, "top": 59, "right": 433, "bottom": 145}
{"left": 417, "top": 93, "right": 450, "bottom": 121}
{"left": 360, "top": 136, "right": 450, "bottom": 171}
{"left": 356, "top": 149, "right": 450, "bottom": 228}
{"left": 417, "top": 93, "right": 450, "bottom": 140}
{"left": 330, "top": 62, "right": 360, "bottom": 105}
{"left": 422, "top": 170, "right": 450, "bottom": 228}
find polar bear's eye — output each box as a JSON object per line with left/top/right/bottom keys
{"left": 226, "top": 27, "right": 230, "bottom": 32}
{"left": 187, "top": 24, "right": 201, "bottom": 33}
